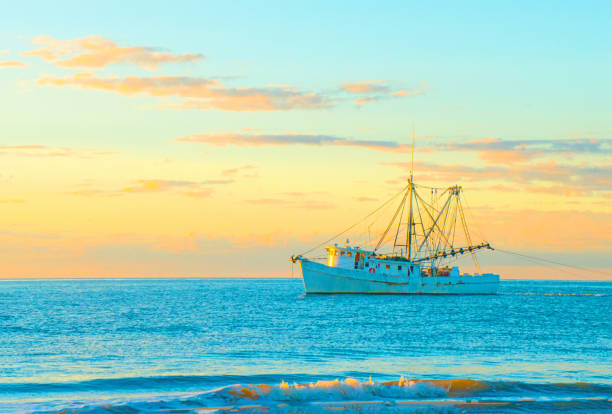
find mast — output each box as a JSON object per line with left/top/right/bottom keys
{"left": 410, "top": 121, "right": 415, "bottom": 179}
{"left": 407, "top": 122, "right": 415, "bottom": 261}
{"left": 407, "top": 182, "right": 413, "bottom": 260}
{"left": 375, "top": 123, "right": 491, "bottom": 267}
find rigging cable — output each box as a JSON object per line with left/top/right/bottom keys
{"left": 297, "top": 185, "right": 408, "bottom": 257}
{"left": 375, "top": 190, "right": 409, "bottom": 252}
{"left": 461, "top": 190, "right": 489, "bottom": 243}
{"left": 495, "top": 248, "right": 612, "bottom": 278}
{"left": 457, "top": 194, "right": 480, "bottom": 273}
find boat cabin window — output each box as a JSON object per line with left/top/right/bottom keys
{"left": 340, "top": 252, "right": 345, "bottom": 256}
{"left": 398, "top": 265, "right": 402, "bottom": 270}
{"left": 385, "top": 264, "right": 390, "bottom": 270}
{"left": 347, "top": 252, "right": 352, "bottom": 257}
{"left": 365, "top": 262, "right": 369, "bottom": 267}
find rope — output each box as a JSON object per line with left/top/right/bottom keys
{"left": 375, "top": 190, "right": 409, "bottom": 252}
{"left": 495, "top": 248, "right": 612, "bottom": 277}
{"left": 461, "top": 191, "right": 488, "bottom": 243}
{"left": 297, "top": 186, "right": 408, "bottom": 257}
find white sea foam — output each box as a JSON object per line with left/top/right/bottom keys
{"left": 218, "top": 377, "right": 447, "bottom": 403}
{"left": 26, "top": 379, "right": 458, "bottom": 414}
{"left": 26, "top": 377, "right": 612, "bottom": 414}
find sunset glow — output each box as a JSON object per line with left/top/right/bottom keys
{"left": 1, "top": 1, "right": 610, "bottom": 279}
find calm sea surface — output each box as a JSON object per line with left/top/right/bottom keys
{"left": 0, "top": 279, "right": 610, "bottom": 413}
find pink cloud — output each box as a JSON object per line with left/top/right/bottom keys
{"left": 470, "top": 137, "right": 502, "bottom": 145}
{"left": 0, "top": 60, "right": 26, "bottom": 68}
{"left": 38, "top": 73, "right": 331, "bottom": 112}
{"left": 222, "top": 165, "right": 257, "bottom": 176}
{"left": 354, "top": 96, "right": 379, "bottom": 106}
{"left": 391, "top": 88, "right": 426, "bottom": 97}
{"left": 340, "top": 80, "right": 389, "bottom": 94}
{"left": 176, "top": 132, "right": 411, "bottom": 152}
{"left": 477, "top": 149, "right": 532, "bottom": 164}
{"left": 434, "top": 137, "right": 610, "bottom": 165}
{"left": 340, "top": 80, "right": 429, "bottom": 106}
{"left": 70, "top": 179, "right": 232, "bottom": 198}
{"left": 382, "top": 159, "right": 612, "bottom": 195}
{"left": 22, "top": 35, "right": 204, "bottom": 70}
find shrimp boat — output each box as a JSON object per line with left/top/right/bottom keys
{"left": 292, "top": 176, "right": 499, "bottom": 294}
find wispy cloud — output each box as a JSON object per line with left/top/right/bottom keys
{"left": 221, "top": 165, "right": 258, "bottom": 177}
{"left": 176, "top": 132, "right": 411, "bottom": 152}
{"left": 383, "top": 160, "right": 612, "bottom": 195}
{"left": 354, "top": 96, "right": 379, "bottom": 106}
{"left": 0, "top": 60, "right": 26, "bottom": 68}
{"left": 391, "top": 88, "right": 427, "bottom": 97}
{"left": 121, "top": 179, "right": 230, "bottom": 193}
{"left": 38, "top": 73, "right": 331, "bottom": 112}
{"left": 70, "top": 179, "right": 233, "bottom": 198}
{"left": 340, "top": 80, "right": 429, "bottom": 106}
{"left": 176, "top": 132, "right": 611, "bottom": 161}
{"left": 0, "top": 145, "right": 116, "bottom": 158}
{"left": 445, "top": 137, "right": 609, "bottom": 154}
{"left": 340, "top": 80, "right": 389, "bottom": 94}
{"left": 22, "top": 36, "right": 204, "bottom": 70}
{"left": 438, "top": 137, "right": 611, "bottom": 164}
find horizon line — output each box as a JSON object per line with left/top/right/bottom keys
{"left": 0, "top": 276, "right": 610, "bottom": 282}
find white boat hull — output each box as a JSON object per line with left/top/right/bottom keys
{"left": 300, "top": 259, "right": 499, "bottom": 294}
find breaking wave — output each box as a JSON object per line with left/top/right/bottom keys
{"left": 9, "top": 376, "right": 611, "bottom": 413}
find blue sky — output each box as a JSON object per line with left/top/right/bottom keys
{"left": 0, "top": 1, "right": 610, "bottom": 278}
{"left": 2, "top": 2, "right": 610, "bottom": 147}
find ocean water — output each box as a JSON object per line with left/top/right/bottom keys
{"left": 0, "top": 278, "right": 610, "bottom": 413}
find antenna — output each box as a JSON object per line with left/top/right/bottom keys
{"left": 410, "top": 121, "right": 415, "bottom": 180}
{"left": 407, "top": 121, "right": 415, "bottom": 260}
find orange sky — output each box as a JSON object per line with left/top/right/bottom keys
{"left": 1, "top": 5, "right": 611, "bottom": 279}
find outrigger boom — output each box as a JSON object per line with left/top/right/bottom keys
{"left": 412, "top": 242, "right": 493, "bottom": 263}
{"left": 292, "top": 242, "right": 493, "bottom": 264}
